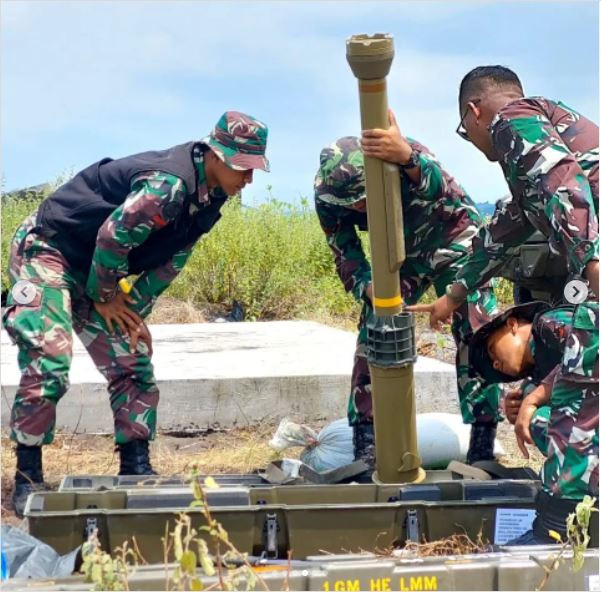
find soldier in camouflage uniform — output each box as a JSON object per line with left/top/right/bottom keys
{"left": 469, "top": 300, "right": 599, "bottom": 544}
{"left": 410, "top": 66, "right": 598, "bottom": 322}
{"left": 315, "top": 121, "right": 503, "bottom": 472}
{"left": 410, "top": 66, "right": 598, "bottom": 544}
{"left": 3, "top": 111, "right": 269, "bottom": 515}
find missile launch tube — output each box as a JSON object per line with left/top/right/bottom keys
{"left": 346, "top": 34, "right": 424, "bottom": 484}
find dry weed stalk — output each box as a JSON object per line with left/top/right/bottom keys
{"left": 80, "top": 530, "right": 140, "bottom": 591}
{"left": 163, "top": 469, "right": 271, "bottom": 591}
{"left": 400, "top": 531, "right": 489, "bottom": 557}
{"left": 374, "top": 524, "right": 490, "bottom": 558}
{"left": 534, "top": 496, "right": 597, "bottom": 591}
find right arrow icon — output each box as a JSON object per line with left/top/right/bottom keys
{"left": 564, "top": 279, "right": 588, "bottom": 304}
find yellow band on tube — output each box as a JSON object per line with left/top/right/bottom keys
{"left": 373, "top": 294, "right": 402, "bottom": 308}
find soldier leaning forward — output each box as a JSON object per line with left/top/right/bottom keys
{"left": 469, "top": 301, "right": 599, "bottom": 544}
{"left": 410, "top": 66, "right": 599, "bottom": 546}
{"left": 3, "top": 111, "right": 269, "bottom": 515}
{"left": 414, "top": 66, "right": 599, "bottom": 322}
{"left": 314, "top": 129, "right": 502, "bottom": 473}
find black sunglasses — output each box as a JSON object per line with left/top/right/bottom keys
{"left": 456, "top": 99, "right": 481, "bottom": 141}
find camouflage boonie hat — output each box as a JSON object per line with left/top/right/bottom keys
{"left": 203, "top": 111, "right": 269, "bottom": 172}
{"left": 314, "top": 136, "right": 366, "bottom": 206}
{"left": 469, "top": 301, "right": 552, "bottom": 384}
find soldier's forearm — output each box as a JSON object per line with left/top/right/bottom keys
{"left": 453, "top": 254, "right": 509, "bottom": 296}
{"left": 129, "top": 276, "right": 173, "bottom": 318}
{"left": 86, "top": 258, "right": 126, "bottom": 303}
{"left": 130, "top": 249, "right": 193, "bottom": 317}
{"left": 412, "top": 153, "right": 445, "bottom": 201}
{"left": 455, "top": 218, "right": 532, "bottom": 293}
{"left": 326, "top": 230, "right": 372, "bottom": 302}
{"left": 336, "top": 260, "right": 372, "bottom": 303}
{"left": 523, "top": 382, "right": 552, "bottom": 408}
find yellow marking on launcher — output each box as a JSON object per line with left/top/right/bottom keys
{"left": 373, "top": 294, "right": 403, "bottom": 308}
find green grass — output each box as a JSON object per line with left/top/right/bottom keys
{"left": 1, "top": 193, "right": 514, "bottom": 322}
{"left": 1, "top": 193, "right": 50, "bottom": 293}
{"left": 168, "top": 197, "right": 359, "bottom": 320}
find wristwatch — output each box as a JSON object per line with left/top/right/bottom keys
{"left": 399, "top": 149, "right": 420, "bottom": 170}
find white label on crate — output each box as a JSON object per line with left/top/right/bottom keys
{"left": 494, "top": 508, "right": 536, "bottom": 544}
{"left": 588, "top": 574, "right": 600, "bottom": 591}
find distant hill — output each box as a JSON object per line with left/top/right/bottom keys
{"left": 2, "top": 182, "right": 52, "bottom": 201}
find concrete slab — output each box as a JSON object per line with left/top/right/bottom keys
{"left": 1, "top": 321, "right": 458, "bottom": 434}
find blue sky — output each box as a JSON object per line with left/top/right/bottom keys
{"left": 1, "top": 0, "right": 598, "bottom": 205}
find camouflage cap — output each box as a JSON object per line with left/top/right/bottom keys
{"left": 314, "top": 136, "right": 366, "bottom": 206}
{"left": 203, "top": 111, "right": 269, "bottom": 172}
{"left": 469, "top": 301, "right": 552, "bottom": 385}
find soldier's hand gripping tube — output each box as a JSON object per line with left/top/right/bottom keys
{"left": 347, "top": 34, "right": 424, "bottom": 484}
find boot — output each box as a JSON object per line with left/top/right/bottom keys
{"left": 466, "top": 421, "right": 497, "bottom": 465}
{"left": 352, "top": 423, "right": 376, "bottom": 473}
{"left": 12, "top": 444, "right": 48, "bottom": 518}
{"left": 117, "top": 439, "right": 157, "bottom": 476}
{"left": 506, "top": 491, "right": 582, "bottom": 545}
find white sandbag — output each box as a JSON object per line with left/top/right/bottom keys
{"left": 417, "top": 412, "right": 504, "bottom": 469}
{"left": 300, "top": 418, "right": 354, "bottom": 471}
{"left": 297, "top": 413, "right": 505, "bottom": 472}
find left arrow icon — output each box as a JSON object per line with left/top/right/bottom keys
{"left": 11, "top": 280, "right": 38, "bottom": 305}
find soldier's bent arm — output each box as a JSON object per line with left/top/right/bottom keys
{"left": 129, "top": 246, "right": 195, "bottom": 318}
{"left": 453, "top": 198, "right": 536, "bottom": 294}
{"left": 492, "top": 105, "right": 599, "bottom": 275}
{"left": 85, "top": 172, "right": 187, "bottom": 303}
{"left": 407, "top": 140, "right": 447, "bottom": 201}
{"left": 315, "top": 200, "right": 372, "bottom": 302}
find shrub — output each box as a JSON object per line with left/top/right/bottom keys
{"left": 1, "top": 194, "right": 47, "bottom": 293}
{"left": 168, "top": 197, "right": 359, "bottom": 320}
{"left": 1, "top": 192, "right": 514, "bottom": 322}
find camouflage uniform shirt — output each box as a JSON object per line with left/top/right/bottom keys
{"left": 456, "top": 97, "right": 599, "bottom": 293}
{"left": 315, "top": 139, "right": 485, "bottom": 302}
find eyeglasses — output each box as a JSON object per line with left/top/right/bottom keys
{"left": 456, "top": 99, "right": 481, "bottom": 141}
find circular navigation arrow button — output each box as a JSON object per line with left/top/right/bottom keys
{"left": 564, "top": 279, "right": 588, "bottom": 304}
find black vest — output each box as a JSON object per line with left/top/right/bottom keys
{"left": 36, "top": 142, "right": 226, "bottom": 273}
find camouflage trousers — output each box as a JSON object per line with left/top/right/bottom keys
{"left": 531, "top": 302, "right": 599, "bottom": 500}
{"left": 348, "top": 260, "right": 503, "bottom": 426}
{"left": 2, "top": 215, "right": 158, "bottom": 446}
